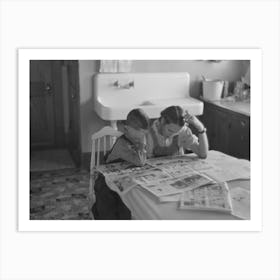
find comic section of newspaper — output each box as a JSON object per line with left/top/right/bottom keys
{"left": 95, "top": 152, "right": 249, "bottom": 213}
{"left": 95, "top": 161, "right": 150, "bottom": 196}
{"left": 95, "top": 156, "right": 215, "bottom": 198}
{"left": 179, "top": 182, "right": 233, "bottom": 213}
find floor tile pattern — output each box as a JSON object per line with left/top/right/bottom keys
{"left": 30, "top": 169, "right": 91, "bottom": 220}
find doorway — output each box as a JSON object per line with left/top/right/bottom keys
{"left": 30, "top": 60, "right": 81, "bottom": 170}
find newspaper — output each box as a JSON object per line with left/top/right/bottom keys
{"left": 179, "top": 182, "right": 233, "bottom": 213}
{"left": 184, "top": 151, "right": 250, "bottom": 182}
{"left": 151, "top": 156, "right": 250, "bottom": 183}
{"left": 96, "top": 157, "right": 214, "bottom": 198}
{"left": 139, "top": 172, "right": 214, "bottom": 197}
{"left": 147, "top": 153, "right": 250, "bottom": 182}
{"left": 229, "top": 187, "right": 250, "bottom": 219}
{"left": 95, "top": 152, "right": 250, "bottom": 199}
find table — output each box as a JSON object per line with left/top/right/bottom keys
{"left": 92, "top": 151, "right": 250, "bottom": 220}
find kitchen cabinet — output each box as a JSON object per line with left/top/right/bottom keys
{"left": 200, "top": 101, "right": 250, "bottom": 160}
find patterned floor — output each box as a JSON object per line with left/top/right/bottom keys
{"left": 30, "top": 169, "right": 92, "bottom": 220}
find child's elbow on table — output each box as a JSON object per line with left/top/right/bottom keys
{"left": 124, "top": 148, "right": 146, "bottom": 167}
{"left": 136, "top": 151, "right": 147, "bottom": 166}
{"left": 130, "top": 157, "right": 146, "bottom": 167}
{"left": 199, "top": 152, "right": 208, "bottom": 159}
{"left": 197, "top": 146, "right": 208, "bottom": 159}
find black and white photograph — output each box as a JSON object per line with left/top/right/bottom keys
{"left": 26, "top": 57, "right": 254, "bottom": 222}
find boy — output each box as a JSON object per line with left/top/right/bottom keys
{"left": 105, "top": 108, "right": 149, "bottom": 166}
{"left": 92, "top": 108, "right": 150, "bottom": 220}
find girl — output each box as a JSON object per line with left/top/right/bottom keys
{"left": 146, "top": 105, "right": 208, "bottom": 159}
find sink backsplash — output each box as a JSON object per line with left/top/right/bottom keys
{"left": 93, "top": 72, "right": 191, "bottom": 106}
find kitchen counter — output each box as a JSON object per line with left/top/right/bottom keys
{"left": 201, "top": 97, "right": 250, "bottom": 117}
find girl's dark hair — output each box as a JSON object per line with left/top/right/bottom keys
{"left": 127, "top": 108, "right": 150, "bottom": 130}
{"left": 160, "top": 106, "right": 185, "bottom": 127}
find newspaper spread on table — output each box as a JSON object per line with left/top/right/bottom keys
{"left": 229, "top": 187, "right": 250, "bottom": 219}
{"left": 96, "top": 158, "right": 215, "bottom": 197}
{"left": 179, "top": 182, "right": 233, "bottom": 213}
{"left": 95, "top": 151, "right": 250, "bottom": 213}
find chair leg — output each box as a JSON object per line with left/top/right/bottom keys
{"left": 88, "top": 177, "right": 96, "bottom": 220}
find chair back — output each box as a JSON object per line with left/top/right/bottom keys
{"left": 90, "top": 126, "right": 123, "bottom": 170}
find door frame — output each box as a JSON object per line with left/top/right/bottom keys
{"left": 62, "top": 61, "right": 82, "bottom": 167}
{"left": 52, "top": 61, "right": 65, "bottom": 148}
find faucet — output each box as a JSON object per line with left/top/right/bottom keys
{"left": 113, "top": 80, "right": 134, "bottom": 89}
{"left": 127, "top": 81, "right": 134, "bottom": 88}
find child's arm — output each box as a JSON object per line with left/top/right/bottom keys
{"left": 122, "top": 141, "right": 146, "bottom": 166}
{"left": 182, "top": 114, "right": 209, "bottom": 159}
{"left": 189, "top": 132, "right": 208, "bottom": 159}
{"left": 134, "top": 142, "right": 147, "bottom": 165}
{"left": 106, "top": 137, "right": 146, "bottom": 166}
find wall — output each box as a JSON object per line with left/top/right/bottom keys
{"left": 79, "top": 60, "right": 111, "bottom": 154}
{"left": 132, "top": 60, "right": 249, "bottom": 97}
{"left": 79, "top": 60, "right": 249, "bottom": 153}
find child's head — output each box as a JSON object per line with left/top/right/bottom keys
{"left": 159, "top": 106, "right": 185, "bottom": 137}
{"left": 125, "top": 108, "right": 150, "bottom": 146}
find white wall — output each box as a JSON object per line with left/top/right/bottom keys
{"left": 132, "top": 60, "right": 249, "bottom": 97}
{"left": 79, "top": 60, "right": 111, "bottom": 153}
{"left": 79, "top": 60, "right": 249, "bottom": 153}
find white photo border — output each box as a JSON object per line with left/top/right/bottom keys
{"left": 19, "top": 48, "right": 262, "bottom": 232}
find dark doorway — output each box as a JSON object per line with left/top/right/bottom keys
{"left": 30, "top": 60, "right": 81, "bottom": 170}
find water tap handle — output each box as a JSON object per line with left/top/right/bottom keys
{"left": 113, "top": 80, "right": 120, "bottom": 87}
{"left": 128, "top": 81, "right": 134, "bottom": 88}
{"left": 113, "top": 80, "right": 134, "bottom": 89}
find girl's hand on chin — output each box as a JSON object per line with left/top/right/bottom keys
{"left": 185, "top": 112, "right": 204, "bottom": 131}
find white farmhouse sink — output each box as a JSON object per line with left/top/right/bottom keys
{"left": 93, "top": 73, "right": 204, "bottom": 123}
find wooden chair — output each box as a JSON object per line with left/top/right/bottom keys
{"left": 88, "top": 126, "right": 123, "bottom": 218}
